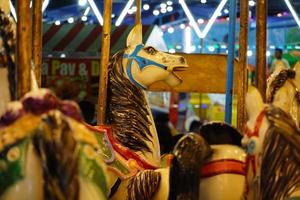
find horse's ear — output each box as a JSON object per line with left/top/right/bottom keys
{"left": 126, "top": 24, "right": 142, "bottom": 48}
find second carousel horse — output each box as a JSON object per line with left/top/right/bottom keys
{"left": 243, "top": 86, "right": 300, "bottom": 199}
{"left": 92, "top": 24, "right": 212, "bottom": 200}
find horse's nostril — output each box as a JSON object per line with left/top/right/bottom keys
{"left": 179, "top": 57, "right": 185, "bottom": 64}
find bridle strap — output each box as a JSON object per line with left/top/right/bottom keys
{"left": 245, "top": 108, "right": 266, "bottom": 138}
{"left": 123, "top": 44, "right": 167, "bottom": 89}
{"left": 244, "top": 108, "right": 266, "bottom": 194}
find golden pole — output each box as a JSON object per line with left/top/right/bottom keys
{"left": 32, "top": 0, "right": 42, "bottom": 87}
{"left": 135, "top": 0, "right": 141, "bottom": 25}
{"left": 97, "top": 0, "right": 112, "bottom": 125}
{"left": 256, "top": 0, "right": 267, "bottom": 101}
{"left": 16, "top": 0, "right": 32, "bottom": 98}
{"left": 237, "top": 0, "right": 249, "bottom": 132}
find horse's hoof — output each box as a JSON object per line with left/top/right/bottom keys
{"left": 173, "top": 133, "right": 212, "bottom": 170}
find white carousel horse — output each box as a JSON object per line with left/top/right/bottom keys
{"left": 92, "top": 24, "right": 212, "bottom": 200}
{"left": 243, "top": 86, "right": 300, "bottom": 199}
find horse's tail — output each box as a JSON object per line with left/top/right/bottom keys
{"left": 261, "top": 106, "right": 300, "bottom": 199}
{"left": 33, "top": 112, "right": 79, "bottom": 200}
{"left": 169, "top": 133, "right": 212, "bottom": 200}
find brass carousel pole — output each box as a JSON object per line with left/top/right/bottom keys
{"left": 135, "top": 0, "right": 141, "bottom": 25}
{"left": 256, "top": 0, "right": 268, "bottom": 101}
{"left": 16, "top": 0, "right": 32, "bottom": 98}
{"left": 237, "top": 0, "right": 249, "bottom": 132}
{"left": 32, "top": 0, "right": 43, "bottom": 87}
{"left": 97, "top": 0, "right": 112, "bottom": 125}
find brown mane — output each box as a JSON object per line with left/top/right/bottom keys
{"left": 261, "top": 106, "right": 300, "bottom": 199}
{"left": 106, "top": 51, "right": 153, "bottom": 153}
{"left": 267, "top": 69, "right": 295, "bottom": 103}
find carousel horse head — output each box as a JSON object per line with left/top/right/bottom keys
{"left": 266, "top": 63, "right": 300, "bottom": 128}
{"left": 122, "top": 24, "right": 188, "bottom": 89}
{"left": 243, "top": 86, "right": 300, "bottom": 199}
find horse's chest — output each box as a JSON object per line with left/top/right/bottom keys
{"left": 0, "top": 139, "right": 29, "bottom": 195}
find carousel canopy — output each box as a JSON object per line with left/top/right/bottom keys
{"left": 42, "top": 23, "right": 166, "bottom": 54}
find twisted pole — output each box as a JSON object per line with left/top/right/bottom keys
{"left": 16, "top": 0, "right": 32, "bottom": 98}
{"left": 32, "top": 0, "right": 43, "bottom": 87}
{"left": 97, "top": 0, "right": 112, "bottom": 125}
{"left": 256, "top": 0, "right": 268, "bottom": 101}
{"left": 237, "top": 0, "right": 249, "bottom": 132}
{"left": 135, "top": 0, "right": 141, "bottom": 25}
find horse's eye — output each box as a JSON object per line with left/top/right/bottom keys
{"left": 144, "top": 47, "right": 157, "bottom": 55}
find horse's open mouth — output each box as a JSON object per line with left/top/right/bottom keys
{"left": 173, "top": 66, "right": 188, "bottom": 72}
{"left": 165, "top": 67, "right": 186, "bottom": 87}
{"left": 172, "top": 65, "right": 188, "bottom": 81}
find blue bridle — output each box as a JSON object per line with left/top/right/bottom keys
{"left": 123, "top": 44, "right": 167, "bottom": 89}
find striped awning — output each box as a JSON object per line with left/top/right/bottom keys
{"left": 42, "top": 23, "right": 155, "bottom": 54}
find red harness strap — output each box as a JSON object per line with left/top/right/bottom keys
{"left": 96, "top": 125, "right": 157, "bottom": 170}
{"left": 244, "top": 108, "right": 266, "bottom": 195}
{"left": 201, "top": 159, "right": 246, "bottom": 178}
{"left": 244, "top": 108, "right": 266, "bottom": 138}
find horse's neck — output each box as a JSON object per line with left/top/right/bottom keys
{"left": 246, "top": 107, "right": 269, "bottom": 182}
{"left": 107, "top": 64, "right": 161, "bottom": 167}
{"left": 274, "top": 83, "right": 300, "bottom": 127}
{"left": 246, "top": 100, "right": 264, "bottom": 129}
{"left": 246, "top": 102, "right": 270, "bottom": 154}
{"left": 272, "top": 85, "right": 291, "bottom": 111}
{"left": 274, "top": 84, "right": 300, "bottom": 128}
{"left": 246, "top": 107, "right": 268, "bottom": 136}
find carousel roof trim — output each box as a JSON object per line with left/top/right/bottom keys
{"left": 179, "top": 0, "right": 228, "bottom": 39}
{"left": 42, "top": 23, "right": 161, "bottom": 55}
{"left": 284, "top": 0, "right": 300, "bottom": 28}
{"left": 115, "top": 0, "right": 135, "bottom": 26}
{"left": 87, "top": 0, "right": 103, "bottom": 25}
